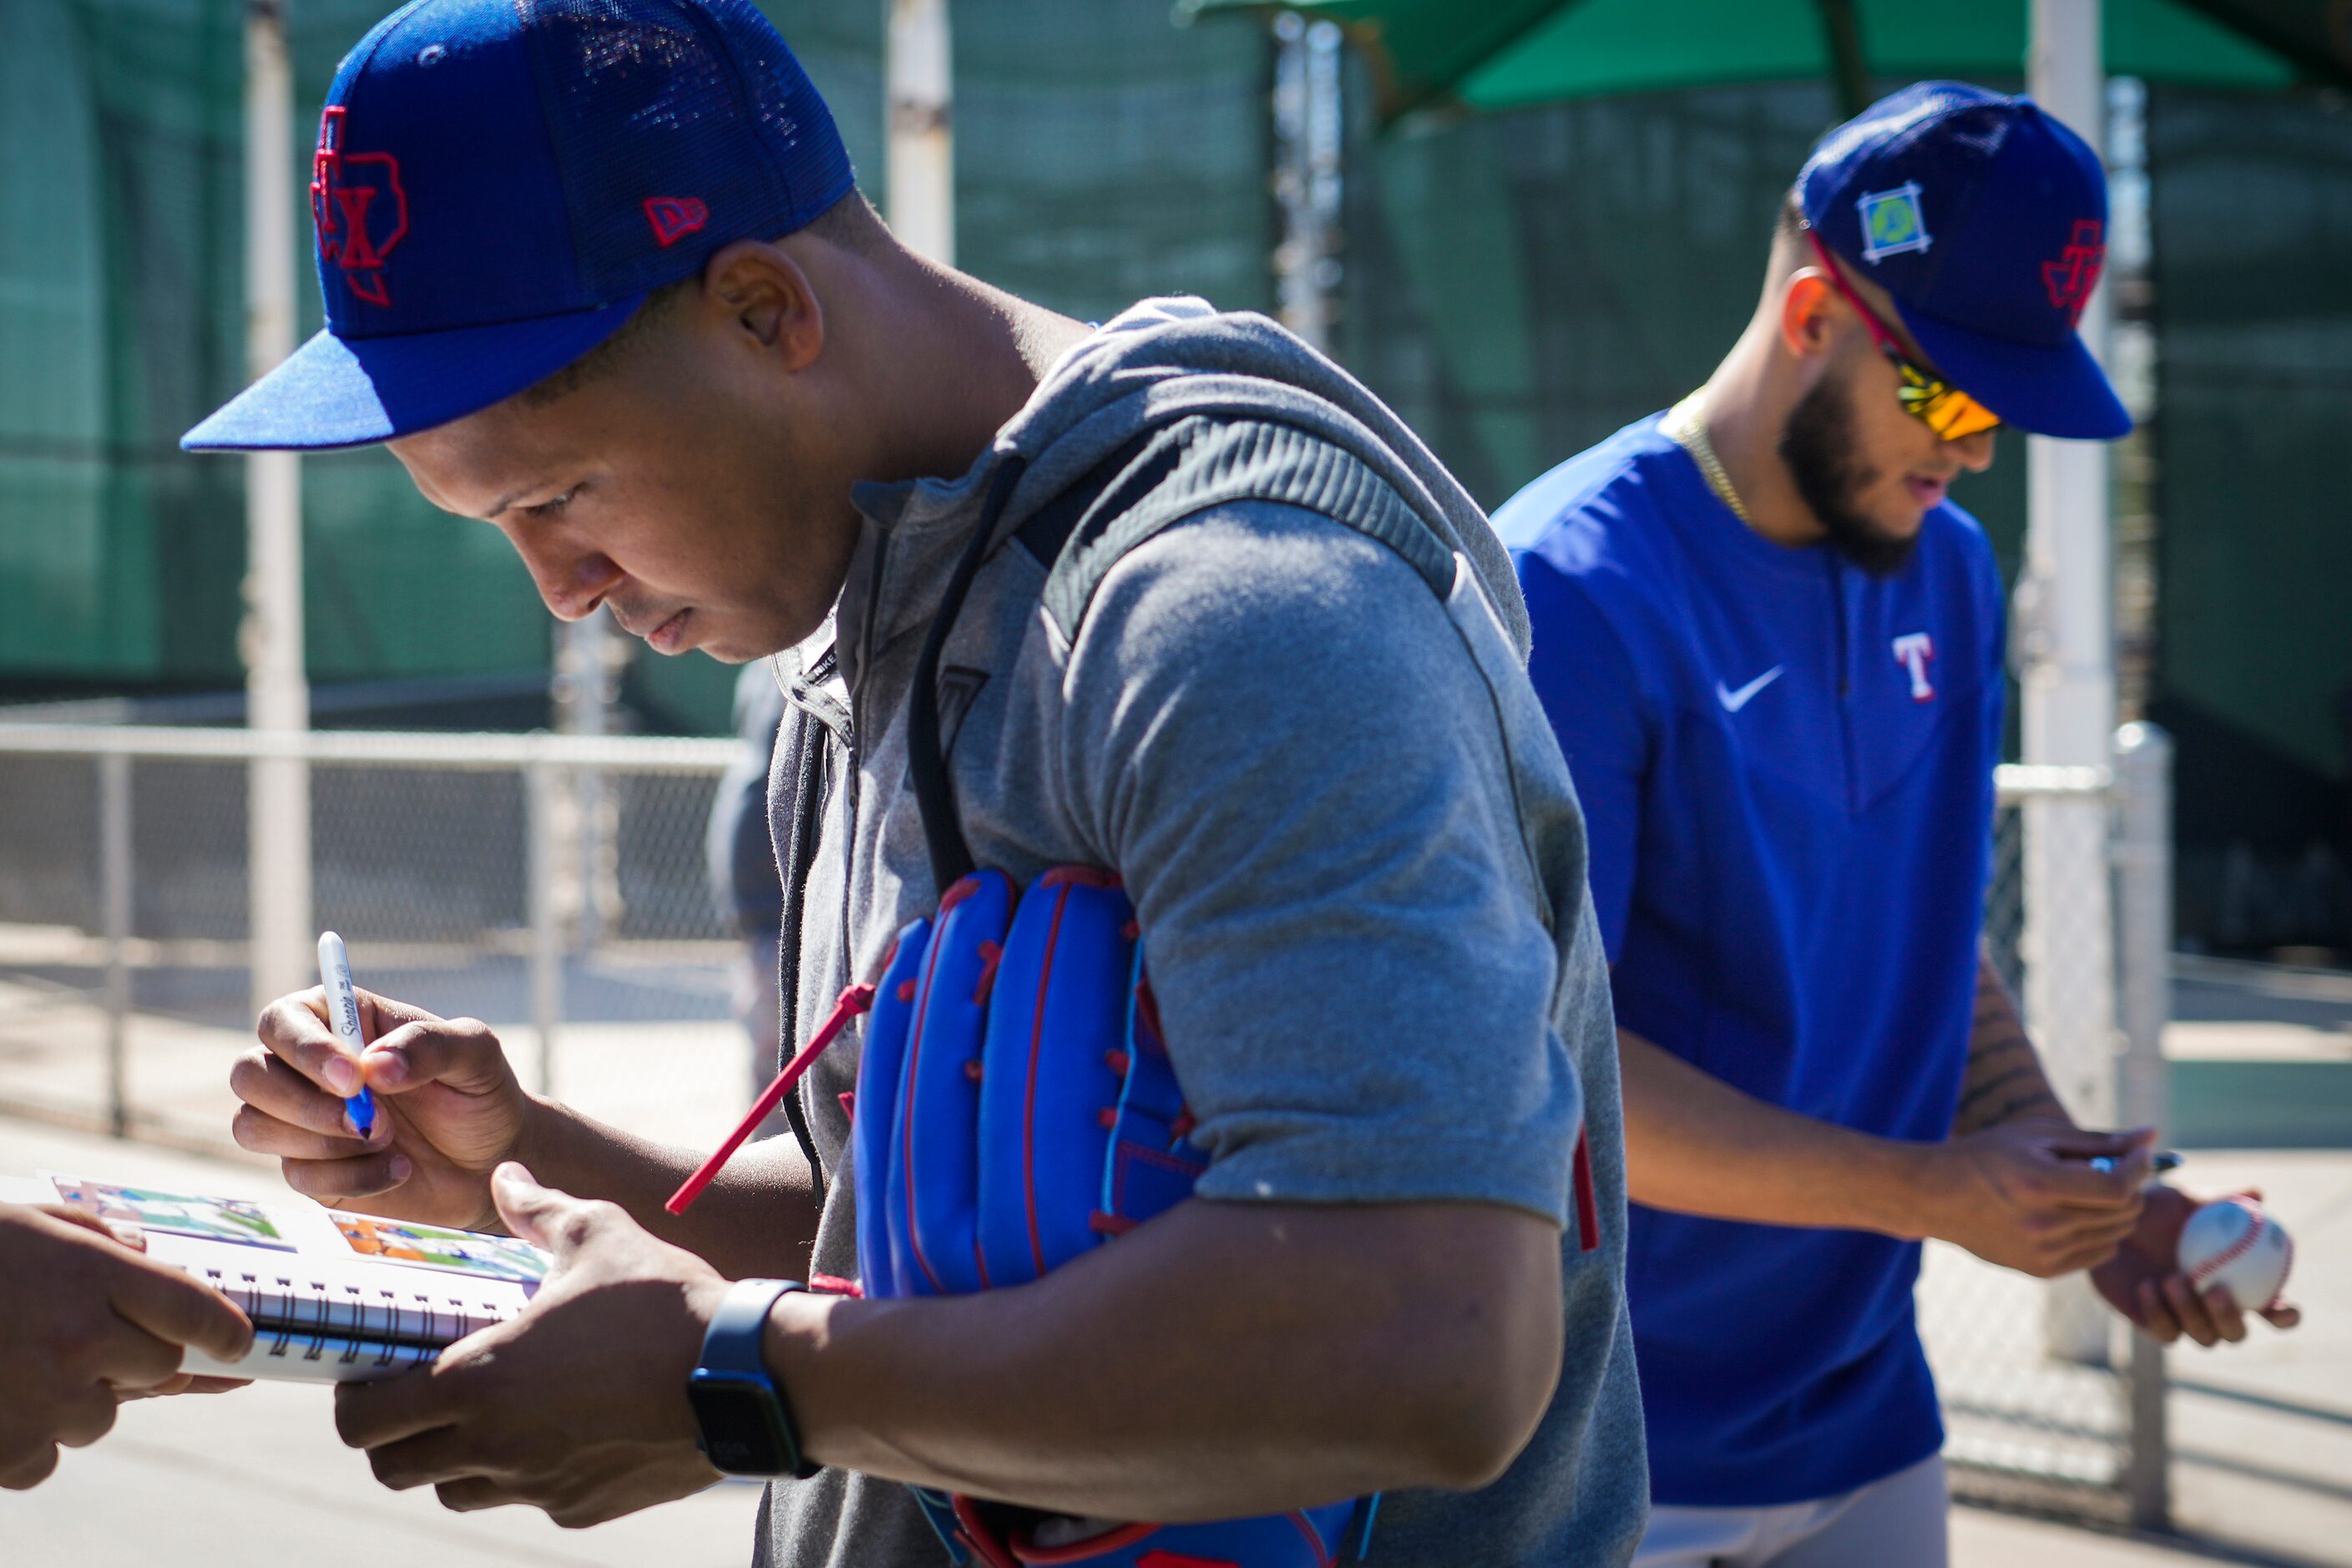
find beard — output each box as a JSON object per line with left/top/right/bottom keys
{"left": 1776, "top": 373, "right": 1920, "bottom": 578}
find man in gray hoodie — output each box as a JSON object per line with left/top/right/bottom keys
{"left": 196, "top": 2, "right": 1644, "bottom": 1561}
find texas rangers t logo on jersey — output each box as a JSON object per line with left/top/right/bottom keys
{"left": 2042, "top": 219, "right": 2106, "bottom": 327}
{"left": 311, "top": 106, "right": 408, "bottom": 308}
{"left": 1892, "top": 632, "right": 1935, "bottom": 701}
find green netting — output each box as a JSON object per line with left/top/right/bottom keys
{"left": 9, "top": 3, "right": 2351, "bottom": 949}
{"left": 0, "top": 0, "right": 1271, "bottom": 728}
{"left": 1330, "top": 76, "right": 2029, "bottom": 566}
{"left": 2147, "top": 83, "right": 2352, "bottom": 946}
{"left": 1191, "top": 0, "right": 2300, "bottom": 118}
{"left": 1333, "top": 73, "right": 2352, "bottom": 948}
{"left": 1459, "top": 0, "right": 2292, "bottom": 109}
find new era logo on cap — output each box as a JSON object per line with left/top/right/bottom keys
{"left": 645, "top": 196, "right": 711, "bottom": 248}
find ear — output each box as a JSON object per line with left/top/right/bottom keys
{"left": 700, "top": 239, "right": 826, "bottom": 373}
{"left": 1778, "top": 271, "right": 1837, "bottom": 362}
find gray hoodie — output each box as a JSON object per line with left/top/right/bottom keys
{"left": 756, "top": 298, "right": 1646, "bottom": 1566}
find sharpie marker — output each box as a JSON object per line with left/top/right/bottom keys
{"left": 316, "top": 931, "right": 377, "bottom": 1138}
{"left": 2088, "top": 1151, "right": 2183, "bottom": 1176}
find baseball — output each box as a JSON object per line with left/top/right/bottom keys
{"left": 2176, "top": 1196, "right": 2294, "bottom": 1313}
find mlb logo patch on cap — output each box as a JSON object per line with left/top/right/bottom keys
{"left": 1855, "top": 182, "right": 1930, "bottom": 264}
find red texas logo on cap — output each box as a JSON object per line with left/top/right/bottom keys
{"left": 2041, "top": 219, "right": 2106, "bottom": 328}
{"left": 644, "top": 196, "right": 711, "bottom": 248}
{"left": 311, "top": 106, "right": 409, "bottom": 307}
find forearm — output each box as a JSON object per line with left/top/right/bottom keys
{"left": 1951, "top": 949, "right": 2072, "bottom": 1135}
{"left": 513, "top": 1098, "right": 822, "bottom": 1280}
{"left": 764, "top": 1198, "right": 1561, "bottom": 1520}
{"left": 1619, "top": 1028, "right": 1934, "bottom": 1237}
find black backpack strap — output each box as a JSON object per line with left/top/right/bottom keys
{"left": 905, "top": 456, "right": 1029, "bottom": 894}
{"left": 771, "top": 659, "right": 836, "bottom": 1196}
{"left": 904, "top": 427, "right": 1175, "bottom": 896}
{"left": 904, "top": 416, "right": 1459, "bottom": 898}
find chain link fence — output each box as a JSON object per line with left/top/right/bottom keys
{"left": 1924, "top": 728, "right": 2174, "bottom": 1527}
{"left": 0, "top": 720, "right": 2176, "bottom": 1524}
{"left": 0, "top": 725, "right": 747, "bottom": 1157}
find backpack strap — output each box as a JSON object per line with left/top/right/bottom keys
{"left": 908, "top": 414, "right": 1458, "bottom": 898}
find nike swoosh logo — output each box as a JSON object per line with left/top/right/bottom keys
{"left": 1715, "top": 666, "right": 1784, "bottom": 712}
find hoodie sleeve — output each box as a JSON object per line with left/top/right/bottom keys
{"left": 1055, "top": 499, "right": 1583, "bottom": 1227}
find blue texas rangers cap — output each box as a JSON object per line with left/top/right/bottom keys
{"left": 1798, "top": 81, "right": 2130, "bottom": 441}
{"left": 183, "top": 0, "right": 853, "bottom": 452}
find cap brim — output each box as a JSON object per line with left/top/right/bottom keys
{"left": 1895, "top": 302, "right": 2132, "bottom": 441}
{"left": 181, "top": 296, "right": 646, "bottom": 453}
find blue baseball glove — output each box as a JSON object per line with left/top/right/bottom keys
{"left": 852, "top": 864, "right": 1369, "bottom": 1568}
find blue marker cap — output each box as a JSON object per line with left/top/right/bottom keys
{"left": 317, "top": 929, "right": 379, "bottom": 1136}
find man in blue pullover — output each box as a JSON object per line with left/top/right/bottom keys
{"left": 1496, "top": 83, "right": 2299, "bottom": 1565}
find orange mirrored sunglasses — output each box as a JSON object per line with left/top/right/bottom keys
{"left": 1805, "top": 230, "right": 2002, "bottom": 442}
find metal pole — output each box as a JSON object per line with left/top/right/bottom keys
{"left": 2114, "top": 721, "right": 2173, "bottom": 1530}
{"left": 886, "top": 0, "right": 954, "bottom": 265}
{"left": 552, "top": 616, "right": 625, "bottom": 949}
{"left": 243, "top": 0, "right": 311, "bottom": 1018}
{"left": 2025, "top": 0, "right": 2120, "bottom": 1367}
{"left": 526, "top": 757, "right": 564, "bottom": 1098}
{"left": 100, "top": 753, "right": 131, "bottom": 1139}
{"left": 1270, "top": 13, "right": 1343, "bottom": 352}
{"left": 2024, "top": 0, "right": 2117, "bottom": 772}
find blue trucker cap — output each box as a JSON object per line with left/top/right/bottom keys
{"left": 184, "top": 0, "right": 853, "bottom": 452}
{"left": 1798, "top": 81, "right": 2130, "bottom": 440}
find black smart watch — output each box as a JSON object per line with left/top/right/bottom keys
{"left": 686, "top": 1278, "right": 819, "bottom": 1479}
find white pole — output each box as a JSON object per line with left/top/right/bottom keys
{"left": 2026, "top": 0, "right": 2117, "bottom": 776}
{"left": 101, "top": 751, "right": 131, "bottom": 1138}
{"left": 2025, "top": 0, "right": 2120, "bottom": 1368}
{"left": 243, "top": 0, "right": 311, "bottom": 1018}
{"left": 2114, "top": 722, "right": 2173, "bottom": 1529}
{"left": 886, "top": 0, "right": 953, "bottom": 265}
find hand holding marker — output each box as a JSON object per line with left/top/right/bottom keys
{"left": 2089, "top": 1151, "right": 2183, "bottom": 1176}
{"left": 317, "top": 931, "right": 377, "bottom": 1137}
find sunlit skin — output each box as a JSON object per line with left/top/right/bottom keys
{"left": 388, "top": 207, "right": 1092, "bottom": 664}
{"left": 1698, "top": 228, "right": 1998, "bottom": 551}
{"left": 233, "top": 197, "right": 1576, "bottom": 1526}
{"left": 1616, "top": 218, "right": 2299, "bottom": 1353}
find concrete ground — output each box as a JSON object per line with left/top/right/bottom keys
{"left": 0, "top": 1117, "right": 2343, "bottom": 1566}
{"left": 3, "top": 952, "right": 2348, "bottom": 1564}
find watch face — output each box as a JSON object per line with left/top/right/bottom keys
{"left": 687, "top": 1373, "right": 794, "bottom": 1476}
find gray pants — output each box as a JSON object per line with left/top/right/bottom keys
{"left": 1633, "top": 1455, "right": 1949, "bottom": 1568}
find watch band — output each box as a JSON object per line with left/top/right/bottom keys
{"left": 692, "top": 1277, "right": 817, "bottom": 1479}
{"left": 701, "top": 1277, "right": 803, "bottom": 1373}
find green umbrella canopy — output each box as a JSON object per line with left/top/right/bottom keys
{"left": 1177, "top": 0, "right": 2352, "bottom": 122}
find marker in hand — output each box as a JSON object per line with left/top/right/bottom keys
{"left": 2089, "top": 1151, "right": 2183, "bottom": 1176}
{"left": 316, "top": 931, "right": 377, "bottom": 1138}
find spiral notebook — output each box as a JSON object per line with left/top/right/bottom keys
{"left": 1, "top": 1172, "right": 549, "bottom": 1383}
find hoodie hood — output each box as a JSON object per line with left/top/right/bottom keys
{"left": 841, "top": 297, "right": 1531, "bottom": 673}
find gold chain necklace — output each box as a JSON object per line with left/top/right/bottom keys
{"left": 1662, "top": 391, "right": 1751, "bottom": 525}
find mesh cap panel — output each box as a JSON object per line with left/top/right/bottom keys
{"left": 523, "top": 0, "right": 853, "bottom": 302}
